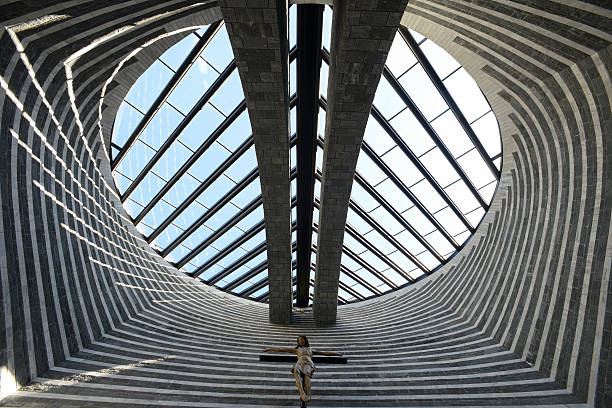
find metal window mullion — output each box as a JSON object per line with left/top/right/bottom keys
{"left": 400, "top": 26, "right": 500, "bottom": 179}
{"left": 191, "top": 206, "right": 297, "bottom": 279}
{"left": 339, "top": 264, "right": 382, "bottom": 296}
{"left": 337, "top": 276, "right": 366, "bottom": 301}
{"left": 348, "top": 199, "right": 430, "bottom": 274}
{"left": 310, "top": 236, "right": 383, "bottom": 295}
{"left": 240, "top": 276, "right": 269, "bottom": 297}
{"left": 221, "top": 259, "right": 268, "bottom": 291}
{"left": 344, "top": 223, "right": 416, "bottom": 284}
{"left": 201, "top": 241, "right": 266, "bottom": 282}
{"left": 175, "top": 195, "right": 263, "bottom": 269}
{"left": 112, "top": 22, "right": 222, "bottom": 169}
{"left": 341, "top": 243, "right": 398, "bottom": 290}
{"left": 136, "top": 127, "right": 252, "bottom": 229}
{"left": 165, "top": 134, "right": 296, "bottom": 256}
{"left": 190, "top": 220, "right": 266, "bottom": 277}
{"left": 370, "top": 106, "right": 475, "bottom": 233}
{"left": 354, "top": 171, "right": 446, "bottom": 263}
{"left": 314, "top": 167, "right": 430, "bottom": 280}
{"left": 361, "top": 141, "right": 460, "bottom": 249}
{"left": 313, "top": 192, "right": 424, "bottom": 278}
{"left": 119, "top": 60, "right": 238, "bottom": 203}
{"left": 157, "top": 167, "right": 259, "bottom": 254}
{"left": 381, "top": 66, "right": 489, "bottom": 209}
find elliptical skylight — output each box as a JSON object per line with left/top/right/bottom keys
{"left": 110, "top": 7, "right": 501, "bottom": 306}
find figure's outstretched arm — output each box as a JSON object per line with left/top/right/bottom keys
{"left": 264, "top": 347, "right": 297, "bottom": 354}
{"left": 313, "top": 350, "right": 343, "bottom": 356}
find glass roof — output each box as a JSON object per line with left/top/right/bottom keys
{"left": 110, "top": 5, "right": 501, "bottom": 306}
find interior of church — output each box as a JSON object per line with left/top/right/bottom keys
{"left": 0, "top": 1, "right": 610, "bottom": 407}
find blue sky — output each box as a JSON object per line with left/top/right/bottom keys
{"left": 111, "top": 5, "right": 502, "bottom": 304}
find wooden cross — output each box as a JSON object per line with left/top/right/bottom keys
{"left": 259, "top": 354, "right": 348, "bottom": 407}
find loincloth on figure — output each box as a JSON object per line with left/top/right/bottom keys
{"left": 292, "top": 360, "right": 315, "bottom": 376}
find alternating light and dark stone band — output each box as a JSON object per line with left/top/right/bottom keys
{"left": 0, "top": 0, "right": 609, "bottom": 407}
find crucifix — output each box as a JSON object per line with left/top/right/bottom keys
{"left": 260, "top": 336, "right": 347, "bottom": 407}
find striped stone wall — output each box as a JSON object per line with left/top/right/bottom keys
{"left": 0, "top": 1, "right": 609, "bottom": 407}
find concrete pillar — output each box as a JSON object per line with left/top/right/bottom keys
{"left": 313, "top": 0, "right": 409, "bottom": 326}
{"left": 219, "top": 0, "right": 293, "bottom": 324}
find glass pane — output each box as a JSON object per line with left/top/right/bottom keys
{"left": 209, "top": 70, "right": 244, "bottom": 115}
{"left": 373, "top": 76, "right": 405, "bottom": 119}
{"left": 386, "top": 32, "right": 417, "bottom": 77}
{"left": 457, "top": 149, "right": 495, "bottom": 189}
{"left": 125, "top": 59, "right": 174, "bottom": 113}
{"left": 375, "top": 179, "right": 413, "bottom": 213}
{"left": 399, "top": 64, "right": 447, "bottom": 121}
{"left": 471, "top": 111, "right": 501, "bottom": 158}
{"left": 201, "top": 25, "right": 233, "bottom": 71}
{"left": 420, "top": 148, "right": 460, "bottom": 187}
{"left": 167, "top": 58, "right": 219, "bottom": 114}
{"left": 382, "top": 147, "right": 423, "bottom": 188}
{"left": 419, "top": 39, "right": 460, "bottom": 80}
{"left": 431, "top": 110, "right": 472, "bottom": 158}
{"left": 356, "top": 152, "right": 386, "bottom": 186}
{"left": 363, "top": 117, "right": 395, "bottom": 156}
{"left": 388, "top": 109, "right": 435, "bottom": 156}
{"left": 159, "top": 33, "right": 199, "bottom": 71}
{"left": 112, "top": 102, "right": 143, "bottom": 148}
{"left": 444, "top": 68, "right": 490, "bottom": 123}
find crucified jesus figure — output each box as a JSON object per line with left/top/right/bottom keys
{"left": 264, "top": 336, "right": 342, "bottom": 403}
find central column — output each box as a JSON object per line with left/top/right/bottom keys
{"left": 295, "top": 4, "right": 323, "bottom": 308}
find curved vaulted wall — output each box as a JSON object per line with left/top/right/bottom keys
{"left": 0, "top": 1, "right": 609, "bottom": 407}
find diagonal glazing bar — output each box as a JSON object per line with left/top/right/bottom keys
{"left": 176, "top": 196, "right": 262, "bottom": 269}
{"left": 344, "top": 223, "right": 417, "bottom": 283}
{"left": 150, "top": 100, "right": 297, "bottom": 248}
{"left": 381, "top": 66, "right": 489, "bottom": 209}
{"left": 312, "top": 221, "right": 396, "bottom": 292}
{"left": 120, "top": 60, "right": 238, "bottom": 203}
{"left": 218, "top": 234, "right": 298, "bottom": 293}
{"left": 339, "top": 264, "right": 382, "bottom": 296}
{"left": 185, "top": 169, "right": 297, "bottom": 279}
{"left": 400, "top": 26, "right": 500, "bottom": 179}
{"left": 254, "top": 275, "right": 298, "bottom": 302}
{"left": 221, "top": 260, "right": 268, "bottom": 291}
{"left": 370, "top": 105, "right": 475, "bottom": 233}
{"left": 360, "top": 141, "right": 460, "bottom": 249}
{"left": 158, "top": 167, "right": 259, "bottom": 254}
{"left": 347, "top": 198, "right": 429, "bottom": 275}
{"left": 313, "top": 189, "right": 425, "bottom": 281}
{"left": 240, "top": 255, "right": 298, "bottom": 299}
{"left": 313, "top": 142, "right": 434, "bottom": 276}
{"left": 295, "top": 3, "right": 323, "bottom": 307}
{"left": 337, "top": 278, "right": 366, "bottom": 302}
{"left": 190, "top": 171, "right": 297, "bottom": 285}
{"left": 112, "top": 22, "right": 222, "bottom": 170}
{"left": 342, "top": 245, "right": 398, "bottom": 290}
{"left": 191, "top": 201, "right": 297, "bottom": 279}
{"left": 202, "top": 241, "right": 266, "bottom": 281}
{"left": 190, "top": 220, "right": 266, "bottom": 277}
{"left": 353, "top": 171, "right": 444, "bottom": 263}
{"left": 134, "top": 119, "right": 252, "bottom": 227}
